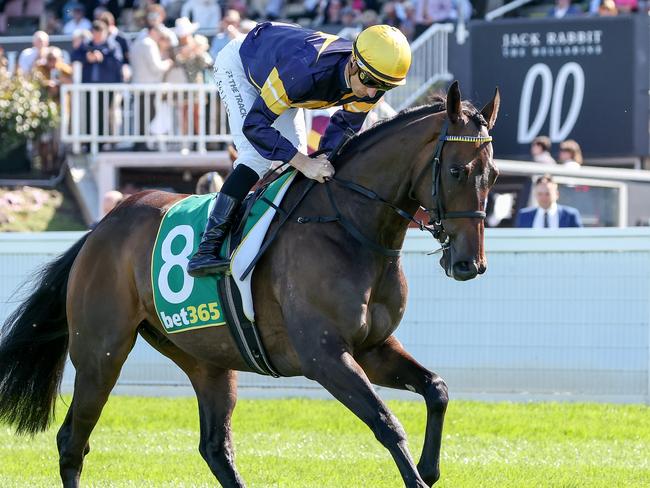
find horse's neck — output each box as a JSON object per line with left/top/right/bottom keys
{"left": 335, "top": 118, "right": 431, "bottom": 251}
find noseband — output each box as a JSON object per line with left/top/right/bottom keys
{"left": 424, "top": 118, "right": 493, "bottom": 249}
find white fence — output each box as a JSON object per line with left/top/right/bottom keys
{"left": 1, "top": 229, "right": 649, "bottom": 403}
{"left": 60, "top": 82, "right": 232, "bottom": 155}
{"left": 59, "top": 23, "right": 454, "bottom": 154}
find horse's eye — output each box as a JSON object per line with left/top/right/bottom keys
{"left": 450, "top": 167, "right": 461, "bottom": 179}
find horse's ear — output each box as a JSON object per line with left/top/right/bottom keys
{"left": 446, "top": 80, "right": 462, "bottom": 124}
{"left": 481, "top": 87, "right": 500, "bottom": 130}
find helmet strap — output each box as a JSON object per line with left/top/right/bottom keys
{"left": 345, "top": 58, "right": 357, "bottom": 88}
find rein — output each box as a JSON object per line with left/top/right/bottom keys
{"left": 298, "top": 117, "right": 493, "bottom": 257}
{"left": 239, "top": 115, "right": 494, "bottom": 280}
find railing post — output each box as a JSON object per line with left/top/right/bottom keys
{"left": 90, "top": 86, "right": 99, "bottom": 155}
{"left": 71, "top": 62, "right": 82, "bottom": 154}
{"left": 197, "top": 86, "right": 206, "bottom": 153}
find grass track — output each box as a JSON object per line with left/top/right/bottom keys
{"left": 0, "top": 397, "right": 648, "bottom": 487}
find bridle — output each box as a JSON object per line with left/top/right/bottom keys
{"left": 249, "top": 114, "right": 495, "bottom": 272}
{"left": 422, "top": 117, "right": 493, "bottom": 251}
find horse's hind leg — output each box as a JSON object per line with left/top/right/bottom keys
{"left": 192, "top": 367, "right": 244, "bottom": 487}
{"left": 138, "top": 326, "right": 245, "bottom": 487}
{"left": 57, "top": 307, "right": 138, "bottom": 487}
{"left": 356, "top": 336, "right": 448, "bottom": 486}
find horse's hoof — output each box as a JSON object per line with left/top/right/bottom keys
{"left": 417, "top": 464, "right": 440, "bottom": 486}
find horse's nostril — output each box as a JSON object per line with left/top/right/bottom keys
{"left": 452, "top": 261, "right": 479, "bottom": 280}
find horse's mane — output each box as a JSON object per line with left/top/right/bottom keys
{"left": 339, "top": 94, "right": 483, "bottom": 158}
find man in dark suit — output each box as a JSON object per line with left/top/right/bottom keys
{"left": 516, "top": 175, "right": 583, "bottom": 228}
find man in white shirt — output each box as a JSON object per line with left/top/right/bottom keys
{"left": 17, "top": 31, "right": 49, "bottom": 74}
{"left": 130, "top": 26, "right": 174, "bottom": 150}
{"left": 516, "top": 175, "right": 582, "bottom": 228}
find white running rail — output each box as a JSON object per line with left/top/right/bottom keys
{"left": 384, "top": 23, "right": 454, "bottom": 111}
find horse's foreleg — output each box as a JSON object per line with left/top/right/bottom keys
{"left": 356, "top": 336, "right": 448, "bottom": 486}
{"left": 294, "top": 334, "right": 427, "bottom": 488}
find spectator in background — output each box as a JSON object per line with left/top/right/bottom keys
{"left": 558, "top": 139, "right": 583, "bottom": 169}
{"left": 93, "top": 6, "right": 108, "bottom": 20}
{"left": 209, "top": 9, "right": 242, "bottom": 59}
{"left": 314, "top": 0, "right": 344, "bottom": 27}
{"left": 227, "top": 0, "right": 248, "bottom": 17}
{"left": 44, "top": 10, "right": 63, "bottom": 34}
{"left": 530, "top": 136, "right": 556, "bottom": 165}
{"left": 137, "top": 3, "right": 178, "bottom": 46}
{"left": 71, "top": 27, "right": 92, "bottom": 50}
{"left": 168, "top": 17, "right": 212, "bottom": 84}
{"left": 614, "top": 0, "right": 638, "bottom": 13}
{"left": 382, "top": 2, "right": 402, "bottom": 28}
{"left": 337, "top": 6, "right": 361, "bottom": 40}
{"left": 167, "top": 17, "right": 213, "bottom": 149}
{"left": 414, "top": 0, "right": 455, "bottom": 38}
{"left": 130, "top": 25, "right": 173, "bottom": 150}
{"left": 99, "top": 11, "right": 130, "bottom": 67}
{"left": 399, "top": 1, "right": 416, "bottom": 41}
{"left": 196, "top": 171, "right": 224, "bottom": 194}
{"left": 598, "top": 0, "right": 619, "bottom": 15}
{"left": 71, "top": 20, "right": 122, "bottom": 83}
{"left": 516, "top": 175, "right": 583, "bottom": 228}
{"left": 265, "top": 0, "right": 284, "bottom": 20}
{"left": 181, "top": 0, "right": 221, "bottom": 29}
{"left": 17, "top": 31, "right": 49, "bottom": 75}
{"left": 360, "top": 9, "right": 379, "bottom": 28}
{"left": 547, "top": 0, "right": 583, "bottom": 18}
{"left": 63, "top": 4, "right": 93, "bottom": 34}
{"left": 35, "top": 47, "right": 72, "bottom": 172}
{"left": 35, "top": 47, "right": 73, "bottom": 100}
{"left": 72, "top": 20, "right": 123, "bottom": 143}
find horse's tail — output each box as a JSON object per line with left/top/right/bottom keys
{"left": 0, "top": 233, "right": 89, "bottom": 435}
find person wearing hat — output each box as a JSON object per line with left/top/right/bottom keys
{"left": 187, "top": 21, "right": 411, "bottom": 276}
{"left": 168, "top": 17, "right": 212, "bottom": 84}
{"left": 166, "top": 17, "right": 213, "bottom": 148}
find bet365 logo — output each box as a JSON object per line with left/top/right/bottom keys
{"left": 160, "top": 302, "right": 221, "bottom": 329}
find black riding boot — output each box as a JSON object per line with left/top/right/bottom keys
{"left": 187, "top": 192, "right": 239, "bottom": 277}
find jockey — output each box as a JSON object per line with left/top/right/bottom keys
{"left": 187, "top": 22, "right": 412, "bottom": 277}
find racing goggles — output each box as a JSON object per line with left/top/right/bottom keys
{"left": 357, "top": 68, "right": 398, "bottom": 91}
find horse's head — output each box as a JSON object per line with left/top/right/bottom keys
{"left": 411, "top": 81, "right": 500, "bottom": 281}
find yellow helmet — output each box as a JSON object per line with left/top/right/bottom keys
{"left": 353, "top": 25, "right": 412, "bottom": 87}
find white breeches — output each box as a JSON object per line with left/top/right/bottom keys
{"left": 212, "top": 38, "right": 307, "bottom": 177}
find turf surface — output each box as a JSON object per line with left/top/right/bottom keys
{"left": 0, "top": 397, "right": 648, "bottom": 487}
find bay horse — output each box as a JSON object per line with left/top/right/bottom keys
{"left": 0, "top": 81, "right": 499, "bottom": 487}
